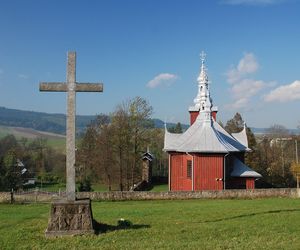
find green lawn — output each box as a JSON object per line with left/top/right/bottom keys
{"left": 34, "top": 183, "right": 167, "bottom": 192}
{"left": 35, "top": 183, "right": 109, "bottom": 192}
{"left": 150, "top": 184, "right": 168, "bottom": 192}
{"left": 1, "top": 198, "right": 300, "bottom": 249}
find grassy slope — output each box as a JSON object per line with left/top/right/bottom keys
{"left": 1, "top": 198, "right": 300, "bottom": 249}
{"left": 0, "top": 126, "right": 66, "bottom": 151}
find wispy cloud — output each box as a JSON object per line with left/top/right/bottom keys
{"left": 221, "top": 0, "right": 286, "bottom": 6}
{"left": 226, "top": 53, "right": 259, "bottom": 84}
{"left": 146, "top": 73, "right": 178, "bottom": 88}
{"left": 226, "top": 53, "right": 272, "bottom": 109}
{"left": 264, "top": 80, "right": 300, "bottom": 102}
{"left": 18, "top": 74, "right": 29, "bottom": 79}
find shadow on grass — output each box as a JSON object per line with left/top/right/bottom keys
{"left": 200, "top": 208, "right": 300, "bottom": 223}
{"left": 93, "top": 220, "right": 150, "bottom": 235}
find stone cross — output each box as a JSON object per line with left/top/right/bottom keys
{"left": 40, "top": 51, "right": 103, "bottom": 201}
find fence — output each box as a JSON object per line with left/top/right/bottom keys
{"left": 1, "top": 188, "right": 300, "bottom": 203}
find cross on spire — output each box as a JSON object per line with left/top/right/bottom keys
{"left": 200, "top": 51, "right": 206, "bottom": 65}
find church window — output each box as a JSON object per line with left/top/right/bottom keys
{"left": 187, "top": 160, "right": 192, "bottom": 179}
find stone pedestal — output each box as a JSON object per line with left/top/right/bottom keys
{"left": 45, "top": 199, "right": 95, "bottom": 237}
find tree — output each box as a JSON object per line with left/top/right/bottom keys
{"left": 95, "top": 116, "right": 116, "bottom": 191}
{"left": 169, "top": 122, "right": 183, "bottom": 133}
{"left": 1, "top": 151, "right": 22, "bottom": 191}
{"left": 78, "top": 97, "right": 154, "bottom": 190}
{"left": 111, "top": 105, "right": 131, "bottom": 190}
{"left": 255, "top": 125, "right": 295, "bottom": 187}
{"left": 225, "top": 113, "right": 244, "bottom": 133}
{"left": 267, "top": 124, "right": 289, "bottom": 138}
{"left": 128, "top": 97, "right": 153, "bottom": 186}
{"left": 225, "top": 113, "right": 261, "bottom": 178}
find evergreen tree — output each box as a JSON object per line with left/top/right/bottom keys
{"left": 225, "top": 112, "right": 244, "bottom": 133}
{"left": 225, "top": 113, "right": 260, "bottom": 174}
{"left": 169, "top": 122, "right": 183, "bottom": 133}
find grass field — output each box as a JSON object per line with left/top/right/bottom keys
{"left": 34, "top": 183, "right": 168, "bottom": 192}
{"left": 0, "top": 125, "right": 66, "bottom": 151}
{"left": 1, "top": 198, "right": 300, "bottom": 249}
{"left": 150, "top": 184, "right": 168, "bottom": 192}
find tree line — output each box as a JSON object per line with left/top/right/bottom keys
{"left": 76, "top": 96, "right": 167, "bottom": 191}
{"left": 1, "top": 97, "right": 299, "bottom": 191}
{"left": 224, "top": 113, "right": 299, "bottom": 188}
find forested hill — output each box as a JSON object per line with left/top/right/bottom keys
{"left": 0, "top": 107, "right": 186, "bottom": 135}
{"left": 0, "top": 107, "right": 96, "bottom": 135}
{"left": 2, "top": 106, "right": 292, "bottom": 135}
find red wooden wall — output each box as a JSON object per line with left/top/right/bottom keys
{"left": 246, "top": 178, "right": 255, "bottom": 189}
{"left": 194, "top": 154, "right": 224, "bottom": 190}
{"left": 189, "top": 111, "right": 217, "bottom": 126}
{"left": 169, "top": 153, "right": 256, "bottom": 190}
{"left": 170, "top": 153, "right": 192, "bottom": 191}
{"left": 189, "top": 111, "right": 199, "bottom": 126}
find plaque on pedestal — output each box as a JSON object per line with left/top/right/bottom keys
{"left": 45, "top": 199, "right": 95, "bottom": 237}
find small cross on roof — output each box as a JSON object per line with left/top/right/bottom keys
{"left": 200, "top": 51, "right": 206, "bottom": 64}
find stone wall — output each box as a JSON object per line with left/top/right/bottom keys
{"left": 0, "top": 189, "right": 299, "bottom": 203}
{"left": 0, "top": 192, "right": 11, "bottom": 203}
{"left": 78, "top": 189, "right": 300, "bottom": 201}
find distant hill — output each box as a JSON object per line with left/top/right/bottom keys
{"left": 1, "top": 106, "right": 298, "bottom": 136}
{"left": 152, "top": 119, "right": 189, "bottom": 130}
{"left": 251, "top": 127, "right": 300, "bottom": 135}
{"left": 0, "top": 107, "right": 185, "bottom": 135}
{"left": 0, "top": 107, "right": 96, "bottom": 135}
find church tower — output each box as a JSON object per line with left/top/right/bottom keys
{"left": 188, "top": 51, "right": 218, "bottom": 125}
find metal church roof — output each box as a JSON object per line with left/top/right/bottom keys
{"left": 231, "top": 157, "right": 262, "bottom": 178}
{"left": 232, "top": 124, "right": 249, "bottom": 148}
{"left": 164, "top": 115, "right": 249, "bottom": 153}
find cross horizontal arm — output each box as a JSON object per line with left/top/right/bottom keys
{"left": 75, "top": 83, "right": 103, "bottom": 92}
{"left": 40, "top": 82, "right": 67, "bottom": 92}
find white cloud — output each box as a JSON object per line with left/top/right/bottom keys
{"left": 146, "top": 73, "right": 178, "bottom": 88}
{"left": 227, "top": 97, "right": 249, "bottom": 109}
{"left": 231, "top": 79, "right": 265, "bottom": 99}
{"left": 264, "top": 80, "right": 300, "bottom": 103}
{"left": 225, "top": 53, "right": 273, "bottom": 109}
{"left": 221, "top": 0, "right": 285, "bottom": 6}
{"left": 226, "top": 53, "right": 259, "bottom": 84}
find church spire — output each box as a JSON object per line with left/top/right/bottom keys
{"left": 191, "top": 51, "right": 211, "bottom": 111}
{"left": 189, "top": 51, "right": 218, "bottom": 125}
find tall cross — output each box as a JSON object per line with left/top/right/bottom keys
{"left": 40, "top": 51, "right": 103, "bottom": 201}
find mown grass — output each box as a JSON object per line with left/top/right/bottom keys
{"left": 35, "top": 183, "right": 167, "bottom": 192}
{"left": 150, "top": 184, "right": 168, "bottom": 192}
{"left": 1, "top": 198, "right": 300, "bottom": 249}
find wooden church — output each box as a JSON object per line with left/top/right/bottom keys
{"left": 164, "top": 52, "right": 261, "bottom": 191}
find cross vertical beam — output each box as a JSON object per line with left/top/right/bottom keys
{"left": 66, "top": 52, "right": 76, "bottom": 200}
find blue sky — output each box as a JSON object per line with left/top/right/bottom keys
{"left": 0, "top": 0, "right": 299, "bottom": 128}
